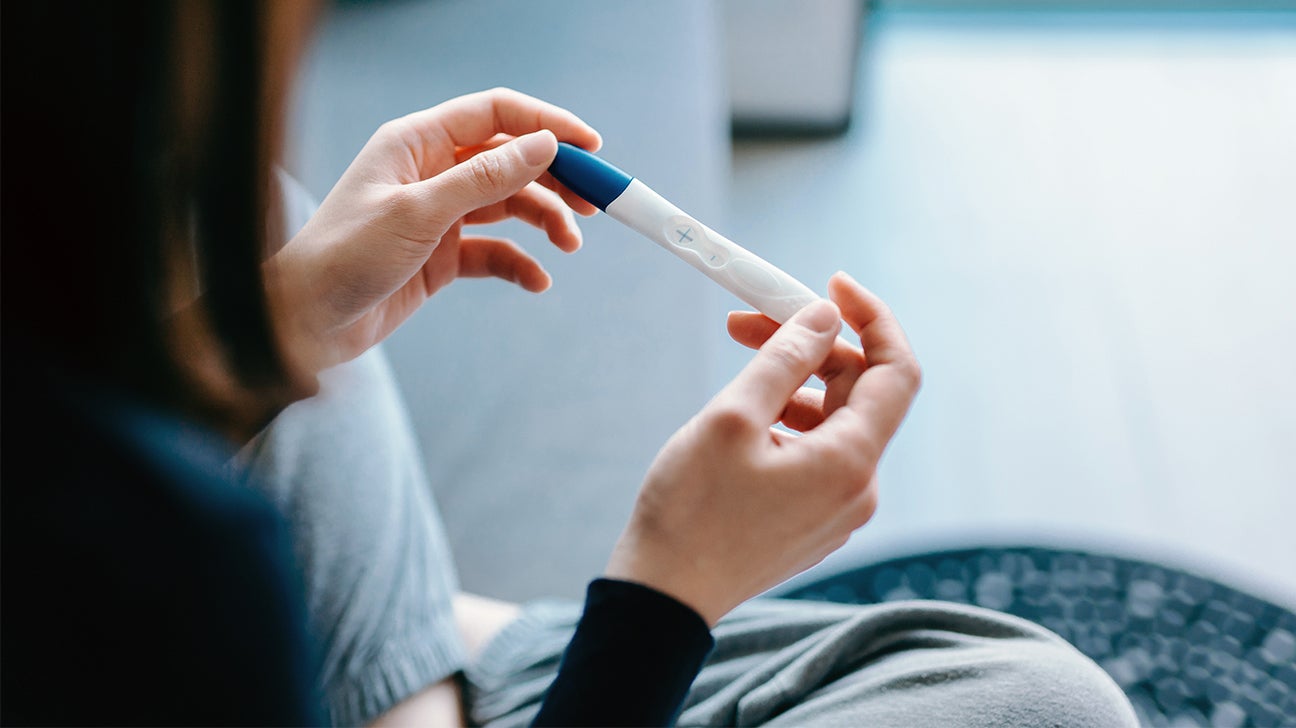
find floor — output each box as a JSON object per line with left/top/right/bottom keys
{"left": 723, "top": 10, "right": 1296, "bottom": 607}
{"left": 290, "top": 4, "right": 1296, "bottom": 607}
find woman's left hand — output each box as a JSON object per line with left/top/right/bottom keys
{"left": 267, "top": 88, "right": 601, "bottom": 377}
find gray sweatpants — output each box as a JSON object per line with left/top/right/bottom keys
{"left": 242, "top": 349, "right": 1135, "bottom": 728}
{"left": 468, "top": 595, "right": 1137, "bottom": 727}
{"left": 242, "top": 174, "right": 1137, "bottom": 727}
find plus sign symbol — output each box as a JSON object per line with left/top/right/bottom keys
{"left": 675, "top": 226, "right": 694, "bottom": 245}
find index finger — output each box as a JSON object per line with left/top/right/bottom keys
{"left": 404, "top": 87, "right": 602, "bottom": 154}
{"left": 809, "top": 272, "right": 921, "bottom": 448}
{"left": 708, "top": 300, "right": 842, "bottom": 426}
{"left": 727, "top": 310, "right": 867, "bottom": 384}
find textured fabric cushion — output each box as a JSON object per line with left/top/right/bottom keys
{"left": 780, "top": 544, "right": 1296, "bottom": 727}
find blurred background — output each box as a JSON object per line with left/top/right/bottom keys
{"left": 285, "top": 0, "right": 1296, "bottom": 617}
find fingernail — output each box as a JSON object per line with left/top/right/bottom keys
{"left": 802, "top": 300, "right": 840, "bottom": 333}
{"left": 517, "top": 130, "right": 557, "bottom": 166}
{"left": 836, "top": 270, "right": 858, "bottom": 285}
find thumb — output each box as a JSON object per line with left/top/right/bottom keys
{"left": 709, "top": 299, "right": 841, "bottom": 424}
{"left": 418, "top": 129, "right": 558, "bottom": 234}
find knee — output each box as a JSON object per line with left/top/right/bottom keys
{"left": 967, "top": 638, "right": 1138, "bottom": 728}
{"left": 834, "top": 621, "right": 1139, "bottom": 728}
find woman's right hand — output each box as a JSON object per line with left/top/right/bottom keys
{"left": 605, "top": 272, "right": 921, "bottom": 626}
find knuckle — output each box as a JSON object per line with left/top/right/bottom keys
{"left": 820, "top": 437, "right": 879, "bottom": 492}
{"left": 833, "top": 468, "right": 872, "bottom": 505}
{"left": 820, "top": 354, "right": 862, "bottom": 384}
{"left": 762, "top": 335, "right": 814, "bottom": 373}
{"left": 821, "top": 451, "right": 875, "bottom": 497}
{"left": 482, "top": 86, "right": 526, "bottom": 109}
{"left": 828, "top": 409, "right": 880, "bottom": 463}
{"left": 373, "top": 118, "right": 396, "bottom": 139}
{"left": 899, "top": 357, "right": 923, "bottom": 392}
{"left": 853, "top": 438, "right": 884, "bottom": 473}
{"left": 375, "top": 186, "right": 437, "bottom": 246}
{"left": 819, "top": 357, "right": 845, "bottom": 381}
{"left": 849, "top": 483, "right": 880, "bottom": 528}
{"left": 373, "top": 117, "right": 411, "bottom": 146}
{"left": 828, "top": 529, "right": 853, "bottom": 554}
{"left": 381, "top": 185, "right": 418, "bottom": 222}
{"left": 467, "top": 152, "right": 510, "bottom": 195}
{"left": 704, "top": 405, "right": 756, "bottom": 442}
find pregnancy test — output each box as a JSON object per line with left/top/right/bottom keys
{"left": 548, "top": 143, "right": 824, "bottom": 325}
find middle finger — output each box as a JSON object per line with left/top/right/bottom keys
{"left": 463, "top": 183, "right": 583, "bottom": 253}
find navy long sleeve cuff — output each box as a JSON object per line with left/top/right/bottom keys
{"left": 532, "top": 578, "right": 716, "bottom": 727}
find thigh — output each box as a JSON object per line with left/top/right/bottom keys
{"left": 686, "top": 599, "right": 1137, "bottom": 727}
{"left": 464, "top": 597, "right": 1137, "bottom": 728}
{"left": 239, "top": 347, "right": 466, "bottom": 726}
{"left": 241, "top": 171, "right": 470, "bottom": 725}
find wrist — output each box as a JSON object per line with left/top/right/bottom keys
{"left": 263, "top": 250, "right": 341, "bottom": 382}
{"left": 605, "top": 531, "right": 730, "bottom": 628}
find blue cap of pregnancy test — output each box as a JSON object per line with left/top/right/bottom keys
{"left": 548, "top": 142, "right": 633, "bottom": 212}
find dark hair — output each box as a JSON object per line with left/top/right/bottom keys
{"left": 2, "top": 0, "right": 294, "bottom": 433}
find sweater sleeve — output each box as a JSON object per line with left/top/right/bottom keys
{"left": 532, "top": 578, "right": 715, "bottom": 727}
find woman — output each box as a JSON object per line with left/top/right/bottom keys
{"left": 1, "top": 1, "right": 1135, "bottom": 726}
